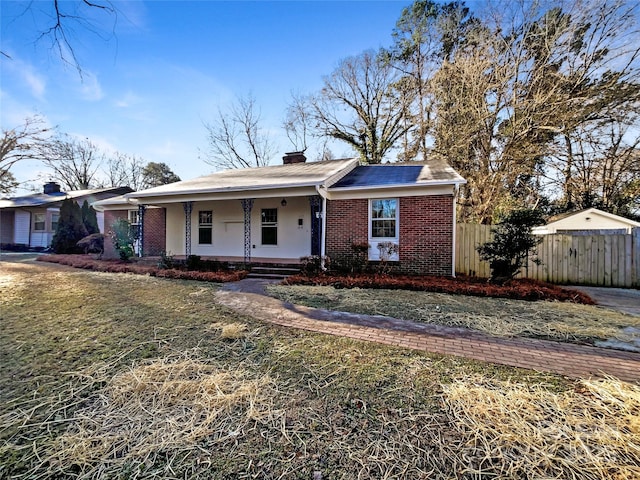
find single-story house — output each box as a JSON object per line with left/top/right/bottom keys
{"left": 533, "top": 207, "right": 640, "bottom": 235}
{"left": 0, "top": 182, "right": 132, "bottom": 249}
{"left": 94, "top": 153, "right": 466, "bottom": 276}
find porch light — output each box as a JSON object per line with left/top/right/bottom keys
{"left": 281, "top": 198, "right": 287, "bottom": 207}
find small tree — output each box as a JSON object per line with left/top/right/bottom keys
{"left": 108, "top": 218, "right": 135, "bottom": 262}
{"left": 51, "top": 198, "right": 87, "bottom": 253}
{"left": 81, "top": 200, "right": 99, "bottom": 234}
{"left": 477, "top": 209, "right": 545, "bottom": 284}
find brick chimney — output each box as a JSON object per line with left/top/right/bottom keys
{"left": 43, "top": 181, "right": 61, "bottom": 194}
{"left": 282, "top": 151, "right": 306, "bottom": 165}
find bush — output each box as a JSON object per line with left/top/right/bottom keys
{"left": 300, "top": 255, "right": 329, "bottom": 276}
{"left": 157, "top": 251, "right": 176, "bottom": 269}
{"left": 331, "top": 242, "right": 370, "bottom": 274}
{"left": 108, "top": 218, "right": 135, "bottom": 262}
{"left": 51, "top": 198, "right": 87, "bottom": 254}
{"left": 477, "top": 209, "right": 545, "bottom": 284}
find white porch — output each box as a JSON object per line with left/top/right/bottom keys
{"left": 160, "top": 195, "right": 323, "bottom": 262}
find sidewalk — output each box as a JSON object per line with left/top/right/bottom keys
{"left": 216, "top": 279, "right": 640, "bottom": 384}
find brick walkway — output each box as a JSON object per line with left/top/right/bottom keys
{"left": 216, "top": 280, "right": 640, "bottom": 384}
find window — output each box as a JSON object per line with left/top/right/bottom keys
{"left": 129, "top": 210, "right": 139, "bottom": 226}
{"left": 34, "top": 213, "right": 45, "bottom": 231}
{"left": 371, "top": 199, "right": 397, "bottom": 238}
{"left": 51, "top": 213, "right": 60, "bottom": 232}
{"left": 129, "top": 210, "right": 140, "bottom": 240}
{"left": 198, "top": 210, "right": 213, "bottom": 244}
{"left": 261, "top": 208, "right": 277, "bottom": 245}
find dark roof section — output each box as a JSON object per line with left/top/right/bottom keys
{"left": 0, "top": 186, "right": 133, "bottom": 209}
{"left": 330, "top": 161, "right": 465, "bottom": 189}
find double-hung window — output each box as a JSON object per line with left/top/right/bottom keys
{"left": 51, "top": 213, "right": 60, "bottom": 232}
{"left": 261, "top": 208, "right": 277, "bottom": 245}
{"left": 129, "top": 210, "right": 140, "bottom": 240}
{"left": 371, "top": 199, "right": 397, "bottom": 238}
{"left": 199, "top": 211, "right": 213, "bottom": 244}
{"left": 33, "top": 213, "right": 46, "bottom": 231}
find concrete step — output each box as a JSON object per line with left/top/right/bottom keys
{"left": 248, "top": 266, "right": 300, "bottom": 279}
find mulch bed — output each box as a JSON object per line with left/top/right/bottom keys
{"left": 37, "top": 254, "right": 248, "bottom": 283}
{"left": 283, "top": 273, "right": 595, "bottom": 304}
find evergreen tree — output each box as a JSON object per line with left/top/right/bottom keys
{"left": 51, "top": 198, "right": 87, "bottom": 253}
{"left": 81, "top": 200, "right": 99, "bottom": 234}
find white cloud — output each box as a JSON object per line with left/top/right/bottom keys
{"left": 115, "top": 91, "right": 143, "bottom": 108}
{"left": 2, "top": 55, "right": 47, "bottom": 100}
{"left": 78, "top": 72, "right": 104, "bottom": 101}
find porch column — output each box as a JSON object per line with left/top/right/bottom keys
{"left": 183, "top": 201, "right": 193, "bottom": 257}
{"left": 241, "top": 198, "right": 254, "bottom": 264}
{"left": 308, "top": 195, "right": 322, "bottom": 256}
{"left": 137, "top": 204, "right": 146, "bottom": 257}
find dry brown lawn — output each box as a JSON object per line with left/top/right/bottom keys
{"left": 1, "top": 259, "right": 638, "bottom": 479}
{"left": 267, "top": 284, "right": 640, "bottom": 346}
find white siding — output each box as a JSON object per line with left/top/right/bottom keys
{"left": 165, "top": 198, "right": 312, "bottom": 259}
{"left": 14, "top": 211, "right": 30, "bottom": 245}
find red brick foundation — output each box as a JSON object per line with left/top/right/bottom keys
{"left": 325, "top": 195, "right": 454, "bottom": 276}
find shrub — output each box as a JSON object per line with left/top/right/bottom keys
{"left": 76, "top": 233, "right": 104, "bottom": 255}
{"left": 477, "top": 209, "right": 545, "bottom": 284}
{"left": 51, "top": 198, "right": 87, "bottom": 254}
{"left": 157, "top": 251, "right": 176, "bottom": 270}
{"left": 331, "top": 242, "right": 370, "bottom": 274}
{"left": 300, "top": 255, "right": 329, "bottom": 276}
{"left": 108, "top": 218, "right": 136, "bottom": 262}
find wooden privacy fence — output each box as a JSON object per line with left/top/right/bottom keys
{"left": 455, "top": 224, "right": 640, "bottom": 287}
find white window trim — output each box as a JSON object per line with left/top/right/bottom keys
{"left": 260, "top": 208, "right": 278, "bottom": 246}
{"left": 368, "top": 198, "right": 399, "bottom": 261}
{"left": 33, "top": 213, "right": 46, "bottom": 232}
{"left": 198, "top": 210, "right": 213, "bottom": 245}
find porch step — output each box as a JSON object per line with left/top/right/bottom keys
{"left": 247, "top": 266, "right": 300, "bottom": 279}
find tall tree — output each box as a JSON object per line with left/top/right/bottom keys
{"left": 0, "top": 116, "right": 52, "bottom": 194}
{"left": 105, "top": 153, "right": 146, "bottom": 190}
{"left": 41, "top": 135, "right": 104, "bottom": 189}
{"left": 383, "top": 1, "right": 476, "bottom": 161}
{"left": 305, "top": 50, "right": 412, "bottom": 164}
{"left": 141, "top": 162, "right": 181, "bottom": 188}
{"left": 430, "top": 0, "right": 640, "bottom": 223}
{"left": 203, "top": 94, "right": 277, "bottom": 170}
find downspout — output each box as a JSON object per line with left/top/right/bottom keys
{"left": 452, "top": 184, "right": 460, "bottom": 277}
{"left": 316, "top": 185, "right": 328, "bottom": 270}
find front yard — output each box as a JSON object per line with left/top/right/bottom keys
{"left": 1, "top": 259, "right": 639, "bottom": 479}
{"left": 267, "top": 284, "right": 640, "bottom": 347}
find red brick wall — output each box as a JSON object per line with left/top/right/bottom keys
{"left": 103, "top": 210, "right": 128, "bottom": 259}
{"left": 325, "top": 195, "right": 454, "bottom": 276}
{"left": 325, "top": 198, "right": 369, "bottom": 262}
{"left": 399, "top": 195, "right": 453, "bottom": 276}
{"left": 143, "top": 207, "right": 166, "bottom": 255}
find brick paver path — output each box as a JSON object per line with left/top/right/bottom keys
{"left": 216, "top": 280, "right": 640, "bottom": 384}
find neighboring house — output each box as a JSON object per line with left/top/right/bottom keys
{"left": 533, "top": 208, "right": 640, "bottom": 235}
{"left": 94, "top": 153, "right": 466, "bottom": 276}
{"left": 0, "top": 182, "right": 133, "bottom": 249}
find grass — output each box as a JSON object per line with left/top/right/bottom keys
{"left": 1, "top": 259, "right": 639, "bottom": 479}
{"left": 267, "top": 284, "right": 640, "bottom": 346}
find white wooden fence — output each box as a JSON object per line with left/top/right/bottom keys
{"left": 455, "top": 224, "right": 640, "bottom": 287}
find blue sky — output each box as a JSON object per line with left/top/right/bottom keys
{"left": 1, "top": 0, "right": 410, "bottom": 193}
